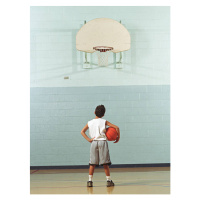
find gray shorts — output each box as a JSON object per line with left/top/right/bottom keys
{"left": 89, "top": 140, "right": 111, "bottom": 166}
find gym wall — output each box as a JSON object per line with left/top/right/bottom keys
{"left": 30, "top": 6, "right": 170, "bottom": 166}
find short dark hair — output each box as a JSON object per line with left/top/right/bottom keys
{"left": 95, "top": 105, "right": 106, "bottom": 118}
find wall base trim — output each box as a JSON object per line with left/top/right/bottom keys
{"left": 30, "top": 163, "right": 170, "bottom": 170}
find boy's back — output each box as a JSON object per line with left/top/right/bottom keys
{"left": 88, "top": 118, "right": 107, "bottom": 141}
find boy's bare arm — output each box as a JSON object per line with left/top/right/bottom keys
{"left": 81, "top": 124, "right": 95, "bottom": 143}
{"left": 106, "top": 121, "right": 120, "bottom": 143}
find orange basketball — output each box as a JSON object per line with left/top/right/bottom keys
{"left": 106, "top": 127, "right": 118, "bottom": 141}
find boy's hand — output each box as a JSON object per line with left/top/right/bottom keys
{"left": 114, "top": 136, "right": 120, "bottom": 143}
{"left": 89, "top": 137, "right": 95, "bottom": 143}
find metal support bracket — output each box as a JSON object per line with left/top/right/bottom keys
{"left": 82, "top": 20, "right": 92, "bottom": 69}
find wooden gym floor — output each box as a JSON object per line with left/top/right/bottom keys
{"left": 30, "top": 167, "right": 170, "bottom": 194}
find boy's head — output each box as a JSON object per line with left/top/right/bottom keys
{"left": 95, "top": 105, "right": 106, "bottom": 118}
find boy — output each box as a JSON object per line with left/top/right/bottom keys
{"left": 81, "top": 105, "right": 120, "bottom": 187}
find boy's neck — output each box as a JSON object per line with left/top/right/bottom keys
{"left": 95, "top": 116, "right": 101, "bottom": 119}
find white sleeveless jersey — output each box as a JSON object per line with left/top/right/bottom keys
{"left": 88, "top": 118, "right": 107, "bottom": 140}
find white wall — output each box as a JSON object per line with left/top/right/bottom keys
{"left": 30, "top": 6, "right": 170, "bottom": 87}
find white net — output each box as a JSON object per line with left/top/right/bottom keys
{"left": 95, "top": 51, "right": 112, "bottom": 66}
{"left": 93, "top": 46, "right": 113, "bottom": 67}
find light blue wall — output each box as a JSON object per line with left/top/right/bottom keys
{"left": 30, "top": 6, "right": 170, "bottom": 166}
{"left": 30, "top": 85, "right": 170, "bottom": 166}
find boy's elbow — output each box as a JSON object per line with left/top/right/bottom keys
{"left": 81, "top": 131, "right": 85, "bottom": 135}
{"left": 116, "top": 126, "right": 120, "bottom": 132}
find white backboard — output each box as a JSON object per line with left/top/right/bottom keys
{"left": 76, "top": 18, "right": 131, "bottom": 53}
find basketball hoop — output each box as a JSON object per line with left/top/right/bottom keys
{"left": 93, "top": 46, "right": 113, "bottom": 66}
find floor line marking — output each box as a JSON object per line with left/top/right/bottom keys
{"left": 31, "top": 170, "right": 39, "bottom": 174}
